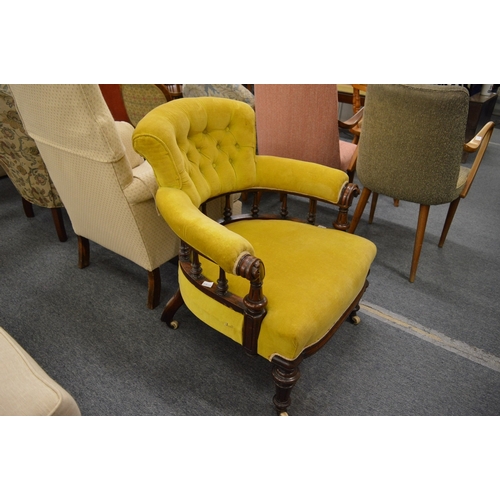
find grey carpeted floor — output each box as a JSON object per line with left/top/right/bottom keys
{"left": 1, "top": 124, "right": 500, "bottom": 416}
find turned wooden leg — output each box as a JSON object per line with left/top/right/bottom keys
{"left": 438, "top": 198, "right": 461, "bottom": 248}
{"left": 147, "top": 268, "right": 161, "bottom": 310}
{"left": 22, "top": 197, "right": 34, "bottom": 218}
{"left": 348, "top": 187, "right": 371, "bottom": 233}
{"left": 78, "top": 236, "right": 90, "bottom": 269}
{"left": 410, "top": 205, "right": 430, "bottom": 283}
{"left": 161, "top": 288, "right": 184, "bottom": 328}
{"left": 368, "top": 192, "right": 379, "bottom": 224}
{"left": 51, "top": 207, "right": 67, "bottom": 242}
{"left": 272, "top": 361, "right": 301, "bottom": 416}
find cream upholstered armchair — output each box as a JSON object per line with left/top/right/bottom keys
{"left": 133, "top": 97, "right": 377, "bottom": 415}
{"left": 253, "top": 84, "right": 363, "bottom": 182}
{"left": 348, "top": 84, "right": 495, "bottom": 282}
{"left": 0, "top": 85, "right": 67, "bottom": 242}
{"left": 10, "top": 84, "right": 180, "bottom": 309}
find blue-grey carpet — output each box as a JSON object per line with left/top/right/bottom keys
{"left": 1, "top": 125, "right": 499, "bottom": 416}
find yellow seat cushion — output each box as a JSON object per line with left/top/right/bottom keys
{"left": 179, "top": 219, "right": 377, "bottom": 361}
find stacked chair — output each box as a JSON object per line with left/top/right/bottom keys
{"left": 132, "top": 96, "right": 377, "bottom": 414}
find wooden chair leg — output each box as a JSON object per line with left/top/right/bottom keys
{"left": 147, "top": 268, "right": 161, "bottom": 310}
{"left": 438, "top": 197, "right": 461, "bottom": 248}
{"left": 393, "top": 198, "right": 399, "bottom": 207}
{"left": 161, "top": 288, "right": 184, "bottom": 328}
{"left": 348, "top": 187, "right": 371, "bottom": 233}
{"left": 368, "top": 192, "right": 379, "bottom": 224}
{"left": 51, "top": 208, "right": 67, "bottom": 242}
{"left": 78, "top": 236, "right": 90, "bottom": 269}
{"left": 272, "top": 361, "right": 301, "bottom": 416}
{"left": 410, "top": 205, "right": 430, "bottom": 283}
{"left": 21, "top": 197, "right": 34, "bottom": 218}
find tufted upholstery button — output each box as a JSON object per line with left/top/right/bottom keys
{"left": 225, "top": 127, "right": 230, "bottom": 132}
{"left": 235, "top": 143, "right": 240, "bottom": 149}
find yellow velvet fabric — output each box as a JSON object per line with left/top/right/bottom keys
{"left": 132, "top": 96, "right": 376, "bottom": 360}
{"left": 155, "top": 187, "right": 254, "bottom": 274}
{"left": 133, "top": 97, "right": 351, "bottom": 274}
{"left": 133, "top": 97, "right": 258, "bottom": 208}
{"left": 180, "top": 219, "right": 377, "bottom": 361}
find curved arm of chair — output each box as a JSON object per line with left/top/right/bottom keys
{"left": 255, "top": 155, "right": 349, "bottom": 203}
{"left": 338, "top": 108, "right": 364, "bottom": 129}
{"left": 461, "top": 121, "right": 495, "bottom": 198}
{"left": 123, "top": 162, "right": 159, "bottom": 205}
{"left": 156, "top": 187, "right": 255, "bottom": 274}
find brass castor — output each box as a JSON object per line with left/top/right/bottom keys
{"left": 169, "top": 320, "right": 179, "bottom": 330}
{"left": 279, "top": 411, "right": 289, "bottom": 416}
{"left": 350, "top": 315, "right": 361, "bottom": 325}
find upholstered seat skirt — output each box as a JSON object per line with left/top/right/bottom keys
{"left": 179, "top": 219, "right": 377, "bottom": 361}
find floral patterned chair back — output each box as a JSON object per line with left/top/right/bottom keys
{"left": 0, "top": 85, "right": 67, "bottom": 241}
{"left": 0, "top": 85, "right": 63, "bottom": 208}
{"left": 182, "top": 84, "right": 255, "bottom": 109}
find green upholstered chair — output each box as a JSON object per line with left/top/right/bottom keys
{"left": 132, "top": 96, "right": 377, "bottom": 415}
{"left": 348, "top": 84, "right": 495, "bottom": 283}
{"left": 0, "top": 85, "right": 67, "bottom": 242}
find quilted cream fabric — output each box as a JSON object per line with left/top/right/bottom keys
{"left": 10, "top": 84, "right": 179, "bottom": 272}
{"left": 0, "top": 326, "right": 81, "bottom": 416}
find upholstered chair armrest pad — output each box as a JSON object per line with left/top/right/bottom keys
{"left": 255, "top": 155, "right": 349, "bottom": 203}
{"left": 156, "top": 188, "right": 255, "bottom": 274}
{"left": 123, "top": 161, "right": 159, "bottom": 205}
{"left": 115, "top": 121, "right": 144, "bottom": 168}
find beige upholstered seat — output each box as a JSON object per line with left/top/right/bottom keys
{"left": 253, "top": 84, "right": 361, "bottom": 181}
{"left": 10, "top": 84, "right": 180, "bottom": 309}
{"left": 0, "top": 326, "right": 80, "bottom": 416}
{"left": 0, "top": 85, "right": 67, "bottom": 242}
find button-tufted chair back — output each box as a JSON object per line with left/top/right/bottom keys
{"left": 133, "top": 96, "right": 257, "bottom": 208}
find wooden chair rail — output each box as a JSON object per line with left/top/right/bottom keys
{"left": 163, "top": 183, "right": 360, "bottom": 354}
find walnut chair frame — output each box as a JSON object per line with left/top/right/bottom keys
{"left": 161, "top": 187, "right": 369, "bottom": 415}
{"left": 133, "top": 96, "right": 377, "bottom": 415}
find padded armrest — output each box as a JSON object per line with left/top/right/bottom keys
{"left": 155, "top": 188, "right": 254, "bottom": 274}
{"left": 115, "top": 121, "right": 144, "bottom": 168}
{"left": 123, "top": 161, "right": 159, "bottom": 205}
{"left": 255, "top": 155, "right": 349, "bottom": 203}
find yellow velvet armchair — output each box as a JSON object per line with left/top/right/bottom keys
{"left": 133, "top": 97, "right": 377, "bottom": 415}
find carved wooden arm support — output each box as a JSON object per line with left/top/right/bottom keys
{"left": 334, "top": 182, "right": 361, "bottom": 231}
{"left": 235, "top": 254, "right": 268, "bottom": 355}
